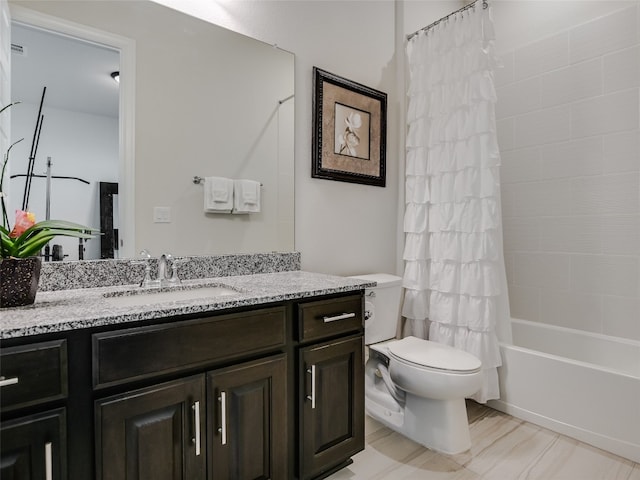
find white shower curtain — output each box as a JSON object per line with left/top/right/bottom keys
{"left": 402, "top": 2, "right": 511, "bottom": 403}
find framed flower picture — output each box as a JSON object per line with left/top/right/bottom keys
{"left": 312, "top": 67, "right": 387, "bottom": 187}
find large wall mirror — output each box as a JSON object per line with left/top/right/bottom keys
{"left": 8, "top": 0, "right": 295, "bottom": 261}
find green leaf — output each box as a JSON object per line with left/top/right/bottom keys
{"left": 14, "top": 221, "right": 99, "bottom": 246}
{"left": 31, "top": 219, "right": 99, "bottom": 233}
{"left": 16, "top": 235, "right": 57, "bottom": 258}
{"left": 4, "top": 223, "right": 98, "bottom": 258}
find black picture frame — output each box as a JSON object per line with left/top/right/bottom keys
{"left": 312, "top": 67, "right": 387, "bottom": 187}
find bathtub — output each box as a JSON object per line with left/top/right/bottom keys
{"left": 488, "top": 318, "right": 640, "bottom": 463}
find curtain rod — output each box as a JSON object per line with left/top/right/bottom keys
{"left": 407, "top": 0, "right": 488, "bottom": 41}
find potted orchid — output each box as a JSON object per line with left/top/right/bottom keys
{"left": 0, "top": 102, "right": 99, "bottom": 307}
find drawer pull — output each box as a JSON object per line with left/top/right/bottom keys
{"left": 192, "top": 401, "right": 201, "bottom": 456}
{"left": 45, "top": 441, "right": 53, "bottom": 480}
{"left": 0, "top": 376, "right": 19, "bottom": 387}
{"left": 306, "top": 365, "right": 316, "bottom": 409}
{"left": 323, "top": 312, "right": 356, "bottom": 323}
{"left": 218, "top": 392, "right": 227, "bottom": 445}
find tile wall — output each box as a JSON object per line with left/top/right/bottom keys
{"left": 497, "top": 4, "right": 640, "bottom": 340}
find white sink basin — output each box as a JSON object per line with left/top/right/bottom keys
{"left": 103, "top": 284, "right": 241, "bottom": 307}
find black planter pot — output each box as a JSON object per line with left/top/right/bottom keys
{"left": 0, "top": 256, "right": 42, "bottom": 308}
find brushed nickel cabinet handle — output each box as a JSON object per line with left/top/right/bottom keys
{"left": 45, "top": 441, "right": 53, "bottom": 480}
{"left": 323, "top": 312, "right": 356, "bottom": 323}
{"left": 192, "top": 401, "right": 201, "bottom": 456}
{"left": 218, "top": 392, "right": 227, "bottom": 445}
{"left": 306, "top": 365, "right": 316, "bottom": 409}
{"left": 0, "top": 376, "right": 19, "bottom": 387}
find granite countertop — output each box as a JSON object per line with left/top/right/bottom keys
{"left": 0, "top": 271, "right": 375, "bottom": 339}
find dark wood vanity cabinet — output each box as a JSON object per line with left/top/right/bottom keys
{"left": 207, "top": 354, "right": 287, "bottom": 479}
{"left": 297, "top": 295, "right": 365, "bottom": 480}
{"left": 299, "top": 336, "right": 364, "bottom": 480}
{"left": 0, "top": 291, "right": 365, "bottom": 480}
{"left": 93, "top": 307, "right": 288, "bottom": 480}
{"left": 95, "top": 355, "right": 287, "bottom": 480}
{"left": 95, "top": 375, "right": 206, "bottom": 480}
{"left": 0, "top": 408, "right": 67, "bottom": 480}
{"left": 0, "top": 340, "right": 68, "bottom": 480}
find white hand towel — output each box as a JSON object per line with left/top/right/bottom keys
{"left": 232, "top": 179, "right": 261, "bottom": 214}
{"left": 204, "top": 176, "right": 234, "bottom": 213}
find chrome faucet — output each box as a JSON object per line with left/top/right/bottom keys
{"left": 158, "top": 253, "right": 172, "bottom": 286}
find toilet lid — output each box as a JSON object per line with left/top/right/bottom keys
{"left": 387, "top": 336, "right": 482, "bottom": 373}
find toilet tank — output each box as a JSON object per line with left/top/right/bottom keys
{"left": 349, "top": 273, "right": 403, "bottom": 345}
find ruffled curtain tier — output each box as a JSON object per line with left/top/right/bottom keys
{"left": 403, "top": 4, "right": 509, "bottom": 403}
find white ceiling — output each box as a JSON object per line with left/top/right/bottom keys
{"left": 11, "top": 22, "right": 120, "bottom": 118}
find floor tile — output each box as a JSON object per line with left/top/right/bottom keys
{"left": 515, "top": 435, "right": 636, "bottom": 480}
{"left": 326, "top": 404, "right": 639, "bottom": 480}
{"left": 463, "top": 422, "right": 558, "bottom": 478}
{"left": 628, "top": 464, "right": 640, "bottom": 480}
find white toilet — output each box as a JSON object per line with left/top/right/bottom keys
{"left": 350, "top": 273, "right": 483, "bottom": 455}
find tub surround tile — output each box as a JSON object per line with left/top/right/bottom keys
{"left": 514, "top": 104, "right": 572, "bottom": 148}
{"left": 571, "top": 89, "right": 639, "bottom": 138}
{"left": 496, "top": 118, "right": 515, "bottom": 151}
{"left": 538, "top": 136, "right": 603, "bottom": 180}
{"left": 495, "top": 52, "right": 514, "bottom": 87}
{"left": 495, "top": 76, "right": 540, "bottom": 120}
{"left": 512, "top": 252, "right": 571, "bottom": 289}
{"left": 503, "top": 217, "right": 541, "bottom": 252}
{"left": 571, "top": 174, "right": 640, "bottom": 216}
{"left": 540, "top": 57, "right": 602, "bottom": 107}
{"left": 538, "top": 216, "right": 602, "bottom": 254}
{"left": 601, "top": 215, "right": 640, "bottom": 256}
{"left": 539, "top": 289, "right": 603, "bottom": 334}
{"left": 602, "top": 130, "right": 640, "bottom": 174}
{"left": 498, "top": 5, "right": 639, "bottom": 342}
{"left": 514, "top": 32, "right": 569, "bottom": 81}
{"left": 603, "top": 45, "right": 640, "bottom": 93}
{"left": 507, "top": 285, "right": 541, "bottom": 322}
{"left": 569, "top": 5, "right": 639, "bottom": 64}
{"left": 1, "top": 269, "right": 374, "bottom": 339}
{"left": 571, "top": 254, "right": 639, "bottom": 297}
{"left": 603, "top": 295, "right": 640, "bottom": 341}
{"left": 500, "top": 147, "right": 541, "bottom": 184}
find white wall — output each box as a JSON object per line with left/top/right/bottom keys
{"left": 493, "top": 1, "right": 640, "bottom": 341}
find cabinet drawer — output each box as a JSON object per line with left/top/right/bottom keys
{"left": 298, "top": 295, "right": 363, "bottom": 342}
{"left": 0, "top": 340, "right": 68, "bottom": 412}
{"left": 93, "top": 306, "right": 287, "bottom": 388}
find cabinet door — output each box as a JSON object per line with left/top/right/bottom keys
{"left": 299, "top": 335, "right": 364, "bottom": 480}
{"left": 207, "top": 354, "right": 287, "bottom": 480}
{"left": 95, "top": 375, "right": 205, "bottom": 480}
{"left": 0, "top": 408, "right": 66, "bottom": 480}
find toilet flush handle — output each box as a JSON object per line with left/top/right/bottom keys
{"left": 323, "top": 312, "right": 356, "bottom": 323}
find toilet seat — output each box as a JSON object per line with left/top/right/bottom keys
{"left": 387, "top": 336, "right": 481, "bottom": 374}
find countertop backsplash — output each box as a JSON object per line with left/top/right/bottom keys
{"left": 38, "top": 252, "right": 301, "bottom": 291}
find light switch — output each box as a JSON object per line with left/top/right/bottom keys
{"left": 153, "top": 206, "right": 171, "bottom": 223}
